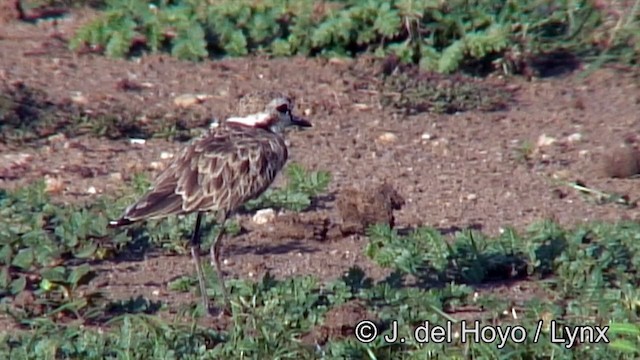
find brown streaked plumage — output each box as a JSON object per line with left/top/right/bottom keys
{"left": 108, "top": 96, "right": 312, "bottom": 315}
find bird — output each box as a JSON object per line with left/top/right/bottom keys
{"left": 108, "top": 95, "right": 312, "bottom": 315}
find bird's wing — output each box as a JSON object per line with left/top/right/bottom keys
{"left": 112, "top": 127, "right": 287, "bottom": 224}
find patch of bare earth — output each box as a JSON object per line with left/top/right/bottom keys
{"left": 1, "top": 10, "right": 640, "bottom": 331}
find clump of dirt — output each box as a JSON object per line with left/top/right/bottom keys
{"left": 337, "top": 182, "right": 405, "bottom": 236}
{"left": 265, "top": 213, "right": 339, "bottom": 242}
{"left": 601, "top": 137, "right": 640, "bottom": 178}
{"left": 300, "top": 300, "right": 376, "bottom": 345}
{"left": 364, "top": 55, "right": 513, "bottom": 115}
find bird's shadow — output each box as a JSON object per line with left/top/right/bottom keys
{"left": 227, "top": 238, "right": 318, "bottom": 257}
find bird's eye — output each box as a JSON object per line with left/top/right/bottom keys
{"left": 276, "top": 103, "right": 289, "bottom": 113}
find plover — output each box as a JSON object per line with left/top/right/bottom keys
{"left": 109, "top": 96, "right": 312, "bottom": 314}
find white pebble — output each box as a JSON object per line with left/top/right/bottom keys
{"left": 421, "top": 132, "right": 433, "bottom": 140}
{"left": 377, "top": 132, "right": 398, "bottom": 143}
{"left": 160, "top": 151, "right": 174, "bottom": 160}
{"left": 566, "top": 133, "right": 582, "bottom": 143}
{"left": 87, "top": 186, "right": 97, "bottom": 194}
{"left": 536, "top": 134, "right": 556, "bottom": 148}
{"left": 252, "top": 208, "right": 276, "bottom": 225}
{"left": 129, "top": 138, "right": 146, "bottom": 145}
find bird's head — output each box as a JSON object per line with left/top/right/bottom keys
{"left": 225, "top": 96, "right": 312, "bottom": 133}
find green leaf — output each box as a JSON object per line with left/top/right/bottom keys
{"left": 68, "top": 264, "right": 93, "bottom": 287}
{"left": 12, "top": 248, "right": 34, "bottom": 270}
{"left": 10, "top": 275, "right": 27, "bottom": 295}
{"left": 609, "top": 339, "right": 639, "bottom": 354}
{"left": 608, "top": 323, "right": 640, "bottom": 336}
{"left": 0, "top": 244, "right": 12, "bottom": 265}
{"left": 74, "top": 243, "right": 98, "bottom": 259}
{"left": 0, "top": 266, "right": 9, "bottom": 289}
{"left": 40, "top": 266, "right": 67, "bottom": 283}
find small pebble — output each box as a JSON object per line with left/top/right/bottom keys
{"left": 44, "top": 175, "right": 64, "bottom": 194}
{"left": 252, "top": 208, "right": 276, "bottom": 225}
{"left": 47, "top": 133, "right": 66, "bottom": 144}
{"left": 173, "top": 93, "right": 211, "bottom": 107}
{"left": 149, "top": 161, "right": 164, "bottom": 170}
{"left": 160, "top": 151, "right": 174, "bottom": 160}
{"left": 537, "top": 134, "right": 556, "bottom": 148}
{"left": 130, "top": 138, "right": 146, "bottom": 146}
{"left": 377, "top": 132, "right": 398, "bottom": 143}
{"left": 566, "top": 133, "right": 582, "bottom": 143}
{"left": 70, "top": 92, "right": 88, "bottom": 105}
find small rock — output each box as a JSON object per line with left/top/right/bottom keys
{"left": 566, "top": 133, "right": 582, "bottom": 143}
{"left": 421, "top": 132, "right": 433, "bottom": 141}
{"left": 70, "top": 92, "right": 88, "bottom": 105}
{"left": 149, "top": 161, "right": 165, "bottom": 171}
{"left": 466, "top": 193, "right": 478, "bottom": 201}
{"left": 328, "top": 57, "right": 353, "bottom": 65}
{"left": 253, "top": 208, "right": 276, "bottom": 225}
{"left": 173, "top": 93, "right": 211, "bottom": 107}
{"left": 47, "top": 133, "right": 66, "bottom": 144}
{"left": 303, "top": 108, "right": 313, "bottom": 116}
{"left": 160, "top": 151, "right": 174, "bottom": 160}
{"left": 152, "top": 289, "right": 160, "bottom": 296}
{"left": 552, "top": 170, "right": 571, "bottom": 180}
{"left": 44, "top": 175, "right": 64, "bottom": 194}
{"left": 110, "top": 172, "right": 123, "bottom": 181}
{"left": 377, "top": 132, "right": 398, "bottom": 144}
{"left": 352, "top": 103, "right": 372, "bottom": 111}
{"left": 86, "top": 186, "right": 97, "bottom": 194}
{"left": 129, "top": 138, "right": 146, "bottom": 146}
{"left": 537, "top": 134, "right": 556, "bottom": 148}
{"left": 223, "top": 259, "right": 234, "bottom": 266}
{"left": 432, "top": 138, "right": 449, "bottom": 147}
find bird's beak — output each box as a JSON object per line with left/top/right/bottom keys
{"left": 291, "top": 115, "right": 312, "bottom": 128}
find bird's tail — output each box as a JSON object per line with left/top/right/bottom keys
{"left": 108, "top": 187, "right": 183, "bottom": 228}
{"left": 107, "top": 217, "right": 135, "bottom": 228}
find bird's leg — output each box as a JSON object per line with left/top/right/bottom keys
{"left": 190, "top": 212, "right": 210, "bottom": 313}
{"left": 210, "top": 211, "right": 231, "bottom": 314}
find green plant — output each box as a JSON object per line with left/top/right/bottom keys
{"left": 0, "top": 182, "right": 128, "bottom": 321}
{"left": 70, "top": 0, "right": 638, "bottom": 74}
{"left": 244, "top": 162, "right": 331, "bottom": 212}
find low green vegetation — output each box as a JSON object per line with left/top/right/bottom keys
{"left": 70, "top": 0, "right": 639, "bottom": 73}
{"left": 2, "top": 169, "right": 640, "bottom": 358}
{"left": 0, "top": 163, "right": 329, "bottom": 323}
